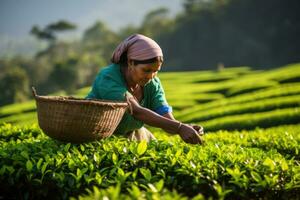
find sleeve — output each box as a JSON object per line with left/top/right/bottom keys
{"left": 150, "top": 77, "right": 173, "bottom": 115}
{"left": 155, "top": 105, "right": 173, "bottom": 115}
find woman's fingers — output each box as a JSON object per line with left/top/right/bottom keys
{"left": 190, "top": 130, "right": 204, "bottom": 144}
{"left": 179, "top": 124, "right": 204, "bottom": 144}
{"left": 191, "top": 124, "right": 200, "bottom": 131}
{"left": 194, "top": 133, "right": 203, "bottom": 144}
{"left": 191, "top": 124, "right": 204, "bottom": 136}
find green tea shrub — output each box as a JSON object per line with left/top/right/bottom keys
{"left": 1, "top": 124, "right": 300, "bottom": 199}
{"left": 180, "top": 95, "right": 300, "bottom": 123}
{"left": 201, "top": 107, "right": 300, "bottom": 131}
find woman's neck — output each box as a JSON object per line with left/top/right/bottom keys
{"left": 122, "top": 66, "right": 138, "bottom": 90}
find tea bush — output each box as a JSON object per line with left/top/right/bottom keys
{"left": 180, "top": 95, "right": 300, "bottom": 122}
{"left": 1, "top": 63, "right": 300, "bottom": 199}
{"left": 201, "top": 107, "right": 300, "bottom": 131}
{"left": 177, "top": 83, "right": 300, "bottom": 118}
{"left": 1, "top": 123, "right": 300, "bottom": 199}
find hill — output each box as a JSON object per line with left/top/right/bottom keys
{"left": 1, "top": 63, "right": 300, "bottom": 130}
{"left": 0, "top": 63, "right": 300, "bottom": 199}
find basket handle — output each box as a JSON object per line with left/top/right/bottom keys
{"left": 31, "top": 86, "right": 38, "bottom": 99}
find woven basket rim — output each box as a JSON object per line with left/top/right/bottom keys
{"left": 32, "top": 87, "right": 128, "bottom": 107}
{"left": 35, "top": 95, "right": 128, "bottom": 107}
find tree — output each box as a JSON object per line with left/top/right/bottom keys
{"left": 0, "top": 66, "right": 29, "bottom": 106}
{"left": 30, "top": 20, "right": 77, "bottom": 45}
{"left": 158, "top": 0, "right": 300, "bottom": 70}
{"left": 47, "top": 58, "right": 79, "bottom": 93}
{"left": 82, "top": 21, "right": 119, "bottom": 63}
{"left": 118, "top": 25, "right": 139, "bottom": 40}
{"left": 139, "top": 8, "right": 174, "bottom": 38}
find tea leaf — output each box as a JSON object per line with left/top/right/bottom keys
{"left": 41, "top": 163, "right": 48, "bottom": 174}
{"left": 64, "top": 143, "right": 71, "bottom": 152}
{"left": 137, "top": 141, "right": 147, "bottom": 156}
{"left": 128, "top": 185, "right": 141, "bottom": 198}
{"left": 26, "top": 160, "right": 33, "bottom": 171}
{"left": 281, "top": 160, "right": 288, "bottom": 171}
{"left": 117, "top": 168, "right": 125, "bottom": 177}
{"left": 112, "top": 153, "right": 118, "bottom": 165}
{"left": 21, "top": 151, "right": 29, "bottom": 159}
{"left": 263, "top": 158, "right": 276, "bottom": 171}
{"left": 80, "top": 145, "right": 85, "bottom": 152}
{"left": 37, "top": 158, "right": 43, "bottom": 170}
{"left": 250, "top": 171, "right": 262, "bottom": 183}
{"left": 140, "top": 168, "right": 151, "bottom": 182}
{"left": 147, "top": 183, "right": 157, "bottom": 192}
{"left": 155, "top": 179, "right": 164, "bottom": 192}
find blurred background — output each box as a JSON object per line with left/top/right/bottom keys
{"left": 0, "top": 0, "right": 299, "bottom": 106}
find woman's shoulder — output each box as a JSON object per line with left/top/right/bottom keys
{"left": 148, "top": 76, "right": 162, "bottom": 87}
{"left": 144, "top": 77, "right": 163, "bottom": 93}
{"left": 99, "top": 63, "right": 120, "bottom": 76}
{"left": 95, "top": 63, "right": 122, "bottom": 81}
{"left": 152, "top": 76, "right": 161, "bottom": 83}
{"left": 95, "top": 63, "right": 125, "bottom": 88}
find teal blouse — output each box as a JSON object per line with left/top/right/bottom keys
{"left": 85, "top": 63, "right": 172, "bottom": 135}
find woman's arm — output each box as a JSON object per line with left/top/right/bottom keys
{"left": 163, "top": 112, "right": 175, "bottom": 120}
{"left": 127, "top": 96, "right": 203, "bottom": 144}
{"left": 163, "top": 112, "right": 204, "bottom": 136}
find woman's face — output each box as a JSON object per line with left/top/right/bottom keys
{"left": 128, "top": 60, "right": 162, "bottom": 86}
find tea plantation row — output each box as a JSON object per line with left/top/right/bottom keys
{"left": 1, "top": 123, "right": 300, "bottom": 199}
{"left": 1, "top": 63, "right": 300, "bottom": 199}
{"left": 1, "top": 63, "right": 300, "bottom": 127}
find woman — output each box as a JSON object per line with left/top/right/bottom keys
{"left": 86, "top": 34, "right": 203, "bottom": 144}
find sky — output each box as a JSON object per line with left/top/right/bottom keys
{"left": 0, "top": 0, "right": 183, "bottom": 39}
{"left": 0, "top": 0, "right": 183, "bottom": 57}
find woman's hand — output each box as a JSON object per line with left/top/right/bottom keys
{"left": 190, "top": 124, "right": 204, "bottom": 136}
{"left": 178, "top": 123, "right": 204, "bottom": 144}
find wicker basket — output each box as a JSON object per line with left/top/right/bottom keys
{"left": 32, "top": 87, "right": 128, "bottom": 143}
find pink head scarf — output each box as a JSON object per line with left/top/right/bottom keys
{"left": 111, "top": 34, "right": 163, "bottom": 63}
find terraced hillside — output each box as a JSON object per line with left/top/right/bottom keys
{"left": 1, "top": 63, "right": 300, "bottom": 129}
{"left": 0, "top": 63, "right": 299, "bottom": 199}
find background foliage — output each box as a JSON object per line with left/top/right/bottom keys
{"left": 0, "top": 0, "right": 299, "bottom": 106}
